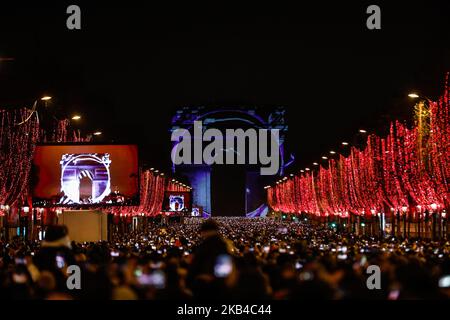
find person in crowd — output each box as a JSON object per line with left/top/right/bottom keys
{"left": 0, "top": 217, "right": 449, "bottom": 300}
{"left": 33, "top": 225, "right": 76, "bottom": 294}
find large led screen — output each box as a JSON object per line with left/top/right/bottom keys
{"left": 162, "top": 191, "right": 192, "bottom": 213}
{"left": 32, "top": 144, "right": 139, "bottom": 207}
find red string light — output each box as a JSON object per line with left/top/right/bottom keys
{"left": 268, "top": 74, "right": 450, "bottom": 218}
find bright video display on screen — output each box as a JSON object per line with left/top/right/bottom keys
{"left": 32, "top": 144, "right": 139, "bottom": 207}
{"left": 163, "top": 191, "right": 191, "bottom": 212}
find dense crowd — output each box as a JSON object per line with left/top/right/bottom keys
{"left": 0, "top": 217, "right": 449, "bottom": 300}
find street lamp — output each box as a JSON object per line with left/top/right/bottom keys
{"left": 408, "top": 91, "right": 433, "bottom": 116}
{"left": 408, "top": 92, "right": 433, "bottom": 104}
{"left": 359, "top": 129, "right": 367, "bottom": 133}
{"left": 409, "top": 93, "right": 435, "bottom": 170}
{"left": 341, "top": 142, "right": 349, "bottom": 146}
{"left": 93, "top": 131, "right": 102, "bottom": 136}
{"left": 16, "top": 95, "right": 53, "bottom": 125}
{"left": 71, "top": 115, "right": 81, "bottom": 120}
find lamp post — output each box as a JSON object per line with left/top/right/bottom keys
{"left": 390, "top": 208, "right": 396, "bottom": 237}
{"left": 417, "top": 206, "right": 422, "bottom": 239}
{"left": 351, "top": 129, "right": 367, "bottom": 150}
{"left": 443, "top": 210, "right": 448, "bottom": 240}
{"left": 402, "top": 206, "right": 408, "bottom": 239}
{"left": 425, "top": 209, "right": 430, "bottom": 240}
{"left": 245, "top": 188, "right": 250, "bottom": 215}
{"left": 408, "top": 93, "right": 433, "bottom": 170}
{"left": 430, "top": 203, "right": 438, "bottom": 240}
{"left": 15, "top": 96, "right": 52, "bottom": 126}
{"left": 93, "top": 131, "right": 102, "bottom": 137}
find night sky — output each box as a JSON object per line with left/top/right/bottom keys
{"left": 1, "top": 1, "right": 449, "bottom": 178}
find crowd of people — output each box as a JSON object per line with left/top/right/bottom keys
{"left": 0, "top": 217, "right": 449, "bottom": 300}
